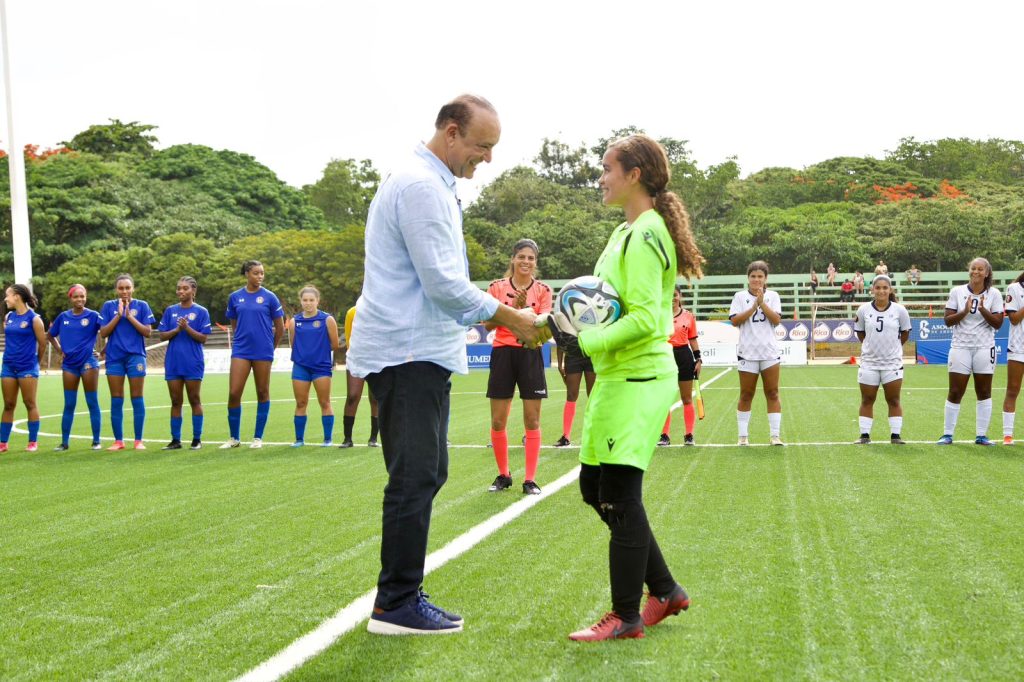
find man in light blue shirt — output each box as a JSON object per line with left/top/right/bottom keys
{"left": 351, "top": 94, "right": 545, "bottom": 636}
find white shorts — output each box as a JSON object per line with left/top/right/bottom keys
{"left": 948, "top": 346, "right": 996, "bottom": 376}
{"left": 857, "top": 367, "right": 904, "bottom": 387}
{"left": 737, "top": 357, "right": 781, "bottom": 374}
{"left": 1008, "top": 352, "right": 1024, "bottom": 364}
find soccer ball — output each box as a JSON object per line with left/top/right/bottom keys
{"left": 557, "top": 276, "right": 623, "bottom": 331}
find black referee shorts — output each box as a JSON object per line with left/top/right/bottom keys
{"left": 563, "top": 353, "right": 594, "bottom": 375}
{"left": 673, "top": 345, "right": 697, "bottom": 382}
{"left": 487, "top": 345, "right": 548, "bottom": 400}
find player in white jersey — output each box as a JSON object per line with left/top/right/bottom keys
{"left": 1000, "top": 272, "right": 1024, "bottom": 444}
{"left": 729, "top": 260, "right": 784, "bottom": 446}
{"left": 938, "top": 257, "right": 1004, "bottom": 446}
{"left": 853, "top": 275, "right": 911, "bottom": 444}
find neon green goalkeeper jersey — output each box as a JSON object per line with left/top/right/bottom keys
{"left": 577, "top": 209, "right": 677, "bottom": 379}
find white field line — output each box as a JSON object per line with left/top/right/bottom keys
{"left": 235, "top": 368, "right": 733, "bottom": 682}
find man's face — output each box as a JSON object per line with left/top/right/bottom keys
{"left": 446, "top": 107, "right": 500, "bottom": 179}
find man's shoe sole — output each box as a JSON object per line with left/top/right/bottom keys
{"left": 366, "top": 618, "right": 462, "bottom": 635}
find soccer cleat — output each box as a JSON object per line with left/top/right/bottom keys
{"left": 855, "top": 435, "right": 871, "bottom": 445}
{"left": 975, "top": 436, "right": 995, "bottom": 447}
{"left": 162, "top": 440, "right": 182, "bottom": 450}
{"left": 250, "top": 438, "right": 263, "bottom": 449}
{"left": 133, "top": 440, "right": 146, "bottom": 450}
{"left": 769, "top": 435, "right": 786, "bottom": 446}
{"left": 54, "top": 443, "right": 70, "bottom": 452}
{"left": 0, "top": 443, "right": 7, "bottom": 453}
{"left": 488, "top": 474, "right": 513, "bottom": 492}
{"left": 418, "top": 589, "right": 463, "bottom": 624}
{"left": 936, "top": 434, "right": 954, "bottom": 445}
{"left": 338, "top": 440, "right": 354, "bottom": 449}
{"left": 890, "top": 435, "right": 906, "bottom": 445}
{"left": 522, "top": 480, "right": 541, "bottom": 495}
{"left": 553, "top": 435, "right": 572, "bottom": 448}
{"left": 684, "top": 433, "right": 695, "bottom": 446}
{"left": 107, "top": 440, "right": 126, "bottom": 451}
{"left": 568, "top": 612, "right": 645, "bottom": 641}
{"left": 91, "top": 441, "right": 102, "bottom": 450}
{"left": 641, "top": 584, "right": 690, "bottom": 627}
{"left": 219, "top": 438, "right": 241, "bottom": 449}
{"left": 737, "top": 436, "right": 749, "bottom": 446}
{"left": 291, "top": 441, "right": 305, "bottom": 448}
{"left": 368, "top": 439, "right": 379, "bottom": 447}
{"left": 189, "top": 439, "right": 202, "bottom": 450}
{"left": 26, "top": 442, "right": 38, "bottom": 453}
{"left": 1004, "top": 435, "right": 1014, "bottom": 446}
{"left": 320, "top": 441, "right": 333, "bottom": 448}
{"left": 367, "top": 597, "right": 462, "bottom": 635}
{"left": 657, "top": 434, "right": 671, "bottom": 447}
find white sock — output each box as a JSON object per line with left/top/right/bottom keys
{"left": 737, "top": 410, "right": 751, "bottom": 438}
{"left": 888, "top": 416, "right": 903, "bottom": 436}
{"left": 1004, "top": 411, "right": 1015, "bottom": 437}
{"left": 976, "top": 398, "right": 992, "bottom": 437}
{"left": 943, "top": 401, "right": 960, "bottom": 436}
{"left": 768, "top": 412, "right": 782, "bottom": 438}
{"left": 858, "top": 416, "right": 873, "bottom": 435}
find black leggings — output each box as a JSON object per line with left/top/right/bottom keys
{"left": 579, "top": 463, "right": 676, "bottom": 620}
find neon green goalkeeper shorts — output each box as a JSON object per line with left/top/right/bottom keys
{"left": 578, "top": 374, "right": 677, "bottom": 471}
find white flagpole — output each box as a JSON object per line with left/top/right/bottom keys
{"left": 1, "top": 0, "right": 32, "bottom": 287}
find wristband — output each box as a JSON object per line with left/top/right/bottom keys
{"left": 693, "top": 349, "right": 702, "bottom": 361}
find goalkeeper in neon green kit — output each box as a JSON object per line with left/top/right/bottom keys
{"left": 547, "top": 134, "right": 705, "bottom": 641}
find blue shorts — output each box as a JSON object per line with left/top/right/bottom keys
{"left": 165, "top": 373, "right": 204, "bottom": 382}
{"left": 63, "top": 355, "right": 101, "bottom": 377}
{"left": 106, "top": 354, "right": 147, "bottom": 378}
{"left": 1, "top": 361, "right": 40, "bottom": 379}
{"left": 292, "top": 363, "right": 332, "bottom": 382}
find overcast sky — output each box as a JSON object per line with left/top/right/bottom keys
{"left": 3, "top": 0, "right": 1021, "bottom": 202}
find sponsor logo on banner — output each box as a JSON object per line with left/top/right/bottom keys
{"left": 486, "top": 330, "right": 496, "bottom": 344}
{"left": 466, "top": 326, "right": 482, "bottom": 344}
{"left": 833, "top": 323, "right": 854, "bottom": 341}
{"left": 774, "top": 325, "right": 787, "bottom": 341}
{"left": 813, "top": 323, "right": 832, "bottom": 341}
{"left": 789, "top": 323, "right": 809, "bottom": 341}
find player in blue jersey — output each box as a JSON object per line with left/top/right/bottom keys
{"left": 47, "top": 284, "right": 103, "bottom": 451}
{"left": 158, "top": 276, "right": 212, "bottom": 451}
{"left": 287, "top": 285, "right": 340, "bottom": 447}
{"left": 99, "top": 274, "right": 156, "bottom": 451}
{"left": 221, "top": 260, "right": 285, "bottom": 449}
{"left": 1, "top": 284, "right": 47, "bottom": 453}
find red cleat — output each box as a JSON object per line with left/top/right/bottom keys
{"left": 568, "top": 612, "right": 644, "bottom": 641}
{"left": 0, "top": 442, "right": 8, "bottom": 453}
{"left": 641, "top": 584, "right": 690, "bottom": 627}
{"left": 107, "top": 440, "right": 126, "bottom": 451}
{"left": 133, "top": 440, "right": 146, "bottom": 450}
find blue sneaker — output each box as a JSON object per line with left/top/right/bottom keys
{"left": 367, "top": 597, "right": 462, "bottom": 635}
{"left": 419, "top": 588, "right": 463, "bottom": 624}
{"left": 975, "top": 436, "right": 996, "bottom": 446}
{"left": 936, "top": 435, "right": 954, "bottom": 445}
{"left": 291, "top": 441, "right": 304, "bottom": 448}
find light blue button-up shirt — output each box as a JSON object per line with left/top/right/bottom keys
{"left": 347, "top": 143, "right": 499, "bottom": 377}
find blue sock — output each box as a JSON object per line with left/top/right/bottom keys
{"left": 170, "top": 416, "right": 183, "bottom": 441}
{"left": 85, "top": 391, "right": 101, "bottom": 442}
{"left": 255, "top": 401, "right": 271, "bottom": 438}
{"left": 228, "top": 406, "right": 242, "bottom": 440}
{"left": 0, "top": 421, "right": 11, "bottom": 443}
{"left": 322, "top": 415, "right": 335, "bottom": 442}
{"left": 192, "top": 414, "right": 203, "bottom": 440}
{"left": 111, "top": 397, "right": 125, "bottom": 441}
{"left": 62, "top": 389, "right": 78, "bottom": 444}
{"left": 28, "top": 421, "right": 40, "bottom": 442}
{"left": 294, "top": 415, "right": 307, "bottom": 442}
{"left": 131, "top": 397, "right": 146, "bottom": 441}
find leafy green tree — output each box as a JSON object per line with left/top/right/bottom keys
{"left": 887, "top": 137, "right": 1024, "bottom": 184}
{"left": 303, "top": 158, "right": 379, "bottom": 228}
{"left": 533, "top": 139, "right": 600, "bottom": 188}
{"left": 62, "top": 119, "right": 158, "bottom": 160}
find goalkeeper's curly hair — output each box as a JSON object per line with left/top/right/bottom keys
{"left": 607, "top": 134, "right": 705, "bottom": 279}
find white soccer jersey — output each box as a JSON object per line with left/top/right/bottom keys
{"left": 729, "top": 289, "right": 782, "bottom": 361}
{"left": 1005, "top": 282, "right": 1024, "bottom": 354}
{"left": 854, "top": 301, "right": 911, "bottom": 370}
{"left": 946, "top": 284, "right": 1004, "bottom": 349}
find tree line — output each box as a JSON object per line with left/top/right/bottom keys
{"left": 2, "top": 120, "right": 1023, "bottom": 323}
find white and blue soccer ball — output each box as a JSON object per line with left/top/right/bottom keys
{"left": 557, "top": 276, "right": 623, "bottom": 332}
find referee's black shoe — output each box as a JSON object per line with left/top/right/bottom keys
{"left": 488, "top": 474, "right": 513, "bottom": 492}
{"left": 162, "top": 440, "right": 182, "bottom": 450}
{"left": 553, "top": 435, "right": 571, "bottom": 448}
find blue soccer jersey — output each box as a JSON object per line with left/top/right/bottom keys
{"left": 100, "top": 299, "right": 156, "bottom": 362}
{"left": 3, "top": 309, "right": 40, "bottom": 370}
{"left": 291, "top": 310, "right": 334, "bottom": 374}
{"left": 159, "top": 303, "right": 212, "bottom": 378}
{"left": 50, "top": 309, "right": 102, "bottom": 368}
{"left": 225, "top": 287, "right": 284, "bottom": 361}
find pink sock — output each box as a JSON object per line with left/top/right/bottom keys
{"left": 663, "top": 413, "right": 671, "bottom": 436}
{"left": 491, "top": 429, "right": 509, "bottom": 476}
{"left": 684, "top": 403, "right": 696, "bottom": 434}
{"left": 524, "top": 429, "right": 541, "bottom": 481}
{"left": 562, "top": 401, "right": 576, "bottom": 438}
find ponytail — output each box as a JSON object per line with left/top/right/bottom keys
{"left": 654, "top": 191, "right": 704, "bottom": 278}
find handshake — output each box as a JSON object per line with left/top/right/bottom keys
{"left": 513, "top": 310, "right": 584, "bottom": 357}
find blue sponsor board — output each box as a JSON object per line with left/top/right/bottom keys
{"left": 911, "top": 317, "right": 1009, "bottom": 342}
{"left": 916, "top": 339, "right": 1008, "bottom": 365}
{"left": 466, "top": 343, "right": 552, "bottom": 369}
